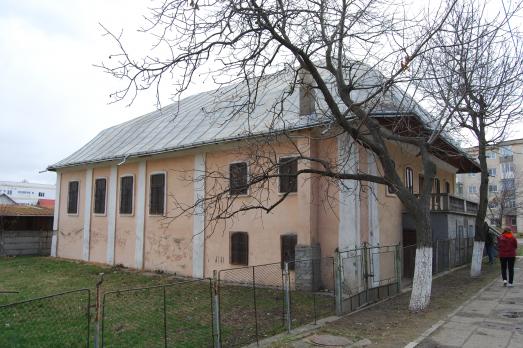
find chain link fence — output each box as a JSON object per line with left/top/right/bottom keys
{"left": 101, "top": 279, "right": 214, "bottom": 347}
{"left": 218, "top": 262, "right": 285, "bottom": 347}
{"left": 287, "top": 257, "right": 336, "bottom": 329}
{"left": 0, "top": 246, "right": 409, "bottom": 347}
{"left": 0, "top": 289, "right": 91, "bottom": 347}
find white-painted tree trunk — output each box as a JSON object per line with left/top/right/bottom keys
{"left": 470, "top": 241, "right": 485, "bottom": 278}
{"left": 409, "top": 246, "right": 433, "bottom": 312}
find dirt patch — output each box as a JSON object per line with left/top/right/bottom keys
{"left": 270, "top": 263, "right": 499, "bottom": 348}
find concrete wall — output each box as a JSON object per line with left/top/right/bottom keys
{"left": 0, "top": 230, "right": 52, "bottom": 256}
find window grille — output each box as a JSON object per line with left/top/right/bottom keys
{"left": 230, "top": 232, "right": 248, "bottom": 265}
{"left": 281, "top": 234, "right": 297, "bottom": 270}
{"left": 120, "top": 176, "right": 134, "bottom": 214}
{"left": 279, "top": 157, "right": 298, "bottom": 193}
{"left": 94, "top": 178, "right": 107, "bottom": 214}
{"left": 67, "top": 181, "right": 79, "bottom": 214}
{"left": 149, "top": 173, "right": 166, "bottom": 215}
{"left": 229, "top": 162, "right": 248, "bottom": 195}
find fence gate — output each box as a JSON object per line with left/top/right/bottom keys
{"left": 337, "top": 244, "right": 400, "bottom": 314}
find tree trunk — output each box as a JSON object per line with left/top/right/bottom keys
{"left": 470, "top": 121, "right": 489, "bottom": 278}
{"left": 409, "top": 205, "right": 433, "bottom": 312}
{"left": 470, "top": 240, "right": 485, "bottom": 277}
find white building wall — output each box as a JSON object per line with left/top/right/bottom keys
{"left": 0, "top": 180, "right": 56, "bottom": 205}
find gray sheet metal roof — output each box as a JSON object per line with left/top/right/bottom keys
{"left": 48, "top": 71, "right": 325, "bottom": 170}
{"left": 48, "top": 66, "right": 477, "bottom": 171}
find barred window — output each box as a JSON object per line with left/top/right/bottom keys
{"left": 230, "top": 232, "right": 248, "bottom": 266}
{"left": 67, "top": 181, "right": 79, "bottom": 214}
{"left": 94, "top": 178, "right": 107, "bottom": 214}
{"left": 405, "top": 167, "right": 414, "bottom": 194}
{"left": 120, "top": 176, "right": 134, "bottom": 215}
{"left": 281, "top": 234, "right": 297, "bottom": 270}
{"left": 149, "top": 173, "right": 166, "bottom": 215}
{"left": 229, "top": 162, "right": 248, "bottom": 195}
{"left": 279, "top": 157, "right": 298, "bottom": 193}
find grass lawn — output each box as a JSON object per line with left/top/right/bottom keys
{"left": 0, "top": 256, "right": 333, "bottom": 347}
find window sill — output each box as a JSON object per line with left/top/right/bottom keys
{"left": 277, "top": 191, "right": 298, "bottom": 196}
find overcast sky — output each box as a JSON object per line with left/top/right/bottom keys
{"left": 0, "top": 0, "right": 168, "bottom": 184}
{"left": 0, "top": 1, "right": 522, "bottom": 185}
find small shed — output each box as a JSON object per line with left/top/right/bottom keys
{"left": 0, "top": 205, "right": 54, "bottom": 256}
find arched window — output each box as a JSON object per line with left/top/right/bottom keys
{"left": 433, "top": 178, "right": 441, "bottom": 194}
{"left": 230, "top": 232, "right": 249, "bottom": 265}
{"left": 405, "top": 167, "right": 414, "bottom": 194}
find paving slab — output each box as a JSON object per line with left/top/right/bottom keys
{"left": 413, "top": 258, "right": 523, "bottom": 348}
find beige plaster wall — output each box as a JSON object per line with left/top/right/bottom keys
{"left": 89, "top": 167, "right": 110, "bottom": 264}
{"left": 143, "top": 156, "right": 194, "bottom": 274}
{"left": 203, "top": 134, "right": 316, "bottom": 276}
{"left": 376, "top": 142, "right": 457, "bottom": 247}
{"left": 56, "top": 170, "right": 84, "bottom": 260}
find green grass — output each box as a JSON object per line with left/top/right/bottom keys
{"left": 0, "top": 257, "right": 333, "bottom": 347}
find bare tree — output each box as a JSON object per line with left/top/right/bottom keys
{"left": 414, "top": 0, "right": 523, "bottom": 277}
{"left": 100, "top": 0, "right": 462, "bottom": 311}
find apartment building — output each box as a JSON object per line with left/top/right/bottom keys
{"left": 456, "top": 138, "right": 523, "bottom": 232}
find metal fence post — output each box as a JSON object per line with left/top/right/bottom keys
{"left": 212, "top": 271, "right": 221, "bottom": 348}
{"left": 362, "top": 242, "right": 369, "bottom": 303}
{"left": 94, "top": 273, "right": 104, "bottom": 348}
{"left": 334, "top": 250, "right": 343, "bottom": 316}
{"left": 435, "top": 240, "right": 439, "bottom": 274}
{"left": 394, "top": 245, "right": 401, "bottom": 293}
{"left": 283, "top": 262, "right": 291, "bottom": 333}
{"left": 163, "top": 286, "right": 167, "bottom": 348}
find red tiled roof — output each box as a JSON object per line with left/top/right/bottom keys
{"left": 37, "top": 199, "right": 55, "bottom": 209}
{"left": 0, "top": 205, "right": 54, "bottom": 217}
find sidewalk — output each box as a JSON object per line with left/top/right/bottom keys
{"left": 412, "top": 258, "right": 523, "bottom": 348}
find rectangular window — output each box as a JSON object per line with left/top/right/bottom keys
{"left": 230, "top": 232, "right": 248, "bottom": 266}
{"left": 229, "top": 162, "right": 248, "bottom": 195}
{"left": 488, "top": 184, "right": 497, "bottom": 193}
{"left": 457, "top": 182, "right": 463, "bottom": 195}
{"left": 486, "top": 151, "right": 496, "bottom": 159}
{"left": 67, "top": 181, "right": 79, "bottom": 214}
{"left": 281, "top": 234, "right": 298, "bottom": 270}
{"left": 38, "top": 192, "right": 45, "bottom": 197}
{"left": 502, "top": 163, "right": 514, "bottom": 174}
{"left": 149, "top": 173, "right": 166, "bottom": 215}
{"left": 94, "top": 178, "right": 107, "bottom": 214}
{"left": 488, "top": 168, "right": 496, "bottom": 177}
{"left": 119, "top": 176, "right": 134, "bottom": 215}
{"left": 468, "top": 185, "right": 477, "bottom": 194}
{"left": 500, "top": 146, "right": 513, "bottom": 157}
{"left": 279, "top": 157, "right": 298, "bottom": 193}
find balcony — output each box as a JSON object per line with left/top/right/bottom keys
{"left": 416, "top": 193, "right": 478, "bottom": 215}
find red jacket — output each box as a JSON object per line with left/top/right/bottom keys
{"left": 497, "top": 232, "right": 518, "bottom": 258}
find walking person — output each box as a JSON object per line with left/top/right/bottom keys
{"left": 484, "top": 223, "right": 495, "bottom": 264}
{"left": 497, "top": 227, "right": 518, "bottom": 287}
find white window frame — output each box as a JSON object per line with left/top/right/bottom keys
{"left": 277, "top": 155, "right": 299, "bottom": 195}
{"left": 404, "top": 166, "right": 414, "bottom": 194}
{"left": 93, "top": 176, "right": 108, "bottom": 216}
{"left": 67, "top": 180, "right": 80, "bottom": 216}
{"left": 119, "top": 174, "right": 135, "bottom": 216}
{"left": 228, "top": 161, "right": 250, "bottom": 197}
{"left": 148, "top": 171, "right": 167, "bottom": 216}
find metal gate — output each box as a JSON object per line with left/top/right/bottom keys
{"left": 336, "top": 244, "right": 400, "bottom": 314}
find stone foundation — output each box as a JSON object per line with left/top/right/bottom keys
{"left": 295, "top": 244, "right": 321, "bottom": 291}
